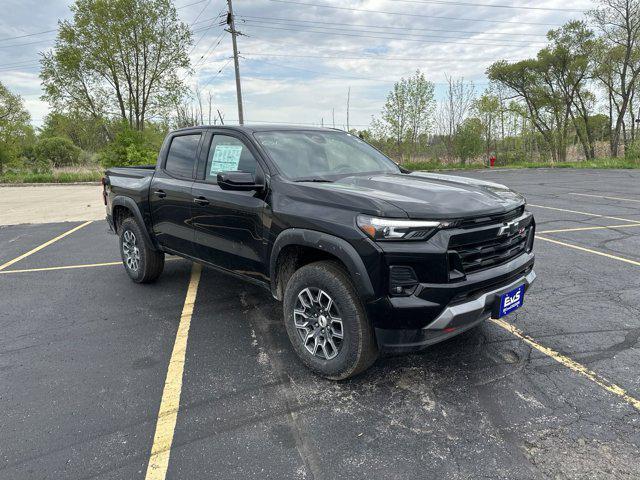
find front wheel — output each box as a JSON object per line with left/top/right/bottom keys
{"left": 119, "top": 217, "right": 164, "bottom": 283}
{"left": 283, "top": 261, "right": 378, "bottom": 380}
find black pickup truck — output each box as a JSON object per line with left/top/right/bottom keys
{"left": 103, "top": 125, "right": 535, "bottom": 379}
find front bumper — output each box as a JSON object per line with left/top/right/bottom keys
{"left": 374, "top": 268, "right": 536, "bottom": 354}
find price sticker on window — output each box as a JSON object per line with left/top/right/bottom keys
{"left": 210, "top": 144, "right": 243, "bottom": 175}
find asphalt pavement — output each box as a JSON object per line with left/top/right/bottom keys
{"left": 0, "top": 168, "right": 639, "bottom": 479}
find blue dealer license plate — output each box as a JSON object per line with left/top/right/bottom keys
{"left": 496, "top": 284, "right": 525, "bottom": 318}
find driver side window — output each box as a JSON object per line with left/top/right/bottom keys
{"left": 205, "top": 134, "right": 257, "bottom": 182}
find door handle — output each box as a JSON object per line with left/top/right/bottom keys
{"left": 154, "top": 190, "right": 167, "bottom": 198}
{"left": 193, "top": 196, "right": 210, "bottom": 206}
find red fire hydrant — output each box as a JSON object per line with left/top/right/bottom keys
{"left": 489, "top": 155, "right": 496, "bottom": 168}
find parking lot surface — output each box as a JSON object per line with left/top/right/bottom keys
{"left": 0, "top": 169, "right": 639, "bottom": 479}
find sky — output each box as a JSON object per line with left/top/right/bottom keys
{"left": 0, "top": 0, "right": 596, "bottom": 130}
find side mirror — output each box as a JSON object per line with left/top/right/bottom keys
{"left": 217, "top": 171, "right": 263, "bottom": 191}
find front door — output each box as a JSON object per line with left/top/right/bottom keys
{"left": 191, "top": 132, "right": 269, "bottom": 282}
{"left": 150, "top": 131, "right": 202, "bottom": 256}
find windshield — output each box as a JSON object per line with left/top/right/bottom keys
{"left": 254, "top": 130, "right": 400, "bottom": 180}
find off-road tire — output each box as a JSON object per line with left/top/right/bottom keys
{"left": 119, "top": 216, "right": 164, "bottom": 283}
{"left": 283, "top": 261, "right": 378, "bottom": 380}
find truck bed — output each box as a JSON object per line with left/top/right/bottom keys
{"left": 105, "top": 165, "right": 156, "bottom": 208}
{"left": 106, "top": 165, "right": 155, "bottom": 179}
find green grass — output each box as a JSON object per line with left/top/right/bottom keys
{"left": 405, "top": 157, "right": 640, "bottom": 171}
{"left": 0, "top": 170, "right": 103, "bottom": 184}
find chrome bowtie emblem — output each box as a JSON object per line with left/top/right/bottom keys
{"left": 498, "top": 220, "right": 519, "bottom": 236}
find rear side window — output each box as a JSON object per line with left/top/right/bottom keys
{"left": 165, "top": 134, "right": 201, "bottom": 178}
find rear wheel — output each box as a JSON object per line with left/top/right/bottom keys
{"left": 119, "top": 216, "right": 164, "bottom": 283}
{"left": 283, "top": 261, "right": 378, "bottom": 380}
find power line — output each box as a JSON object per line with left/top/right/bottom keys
{"left": 0, "top": 37, "right": 56, "bottom": 49}
{"left": 192, "top": 30, "right": 227, "bottom": 69}
{"left": 0, "top": 0, "right": 217, "bottom": 44}
{"left": 0, "top": 29, "right": 57, "bottom": 43}
{"left": 240, "top": 18, "right": 548, "bottom": 46}
{"left": 243, "top": 57, "right": 490, "bottom": 86}
{"left": 377, "top": 0, "right": 585, "bottom": 12}
{"left": 0, "top": 59, "right": 41, "bottom": 68}
{"left": 0, "top": 65, "right": 41, "bottom": 73}
{"left": 189, "top": 16, "right": 225, "bottom": 54}
{"left": 237, "top": 14, "right": 549, "bottom": 38}
{"left": 177, "top": 0, "right": 212, "bottom": 9}
{"left": 198, "top": 57, "right": 233, "bottom": 91}
{"left": 232, "top": 52, "right": 503, "bottom": 62}
{"left": 264, "top": 0, "right": 563, "bottom": 26}
{"left": 189, "top": 0, "right": 213, "bottom": 25}
{"left": 241, "top": 23, "right": 546, "bottom": 49}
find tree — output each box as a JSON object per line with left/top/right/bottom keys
{"left": 488, "top": 59, "right": 560, "bottom": 162}
{"left": 438, "top": 76, "right": 476, "bottom": 158}
{"left": 0, "top": 82, "right": 34, "bottom": 174}
{"left": 40, "top": 111, "right": 110, "bottom": 152}
{"left": 473, "top": 91, "right": 501, "bottom": 157}
{"left": 543, "top": 21, "right": 598, "bottom": 159}
{"left": 453, "top": 118, "right": 484, "bottom": 164}
{"left": 40, "top": 0, "right": 192, "bottom": 132}
{"left": 590, "top": 0, "right": 640, "bottom": 156}
{"left": 373, "top": 70, "right": 435, "bottom": 160}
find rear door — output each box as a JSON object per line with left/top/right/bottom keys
{"left": 191, "top": 130, "right": 270, "bottom": 282}
{"left": 150, "top": 131, "right": 202, "bottom": 255}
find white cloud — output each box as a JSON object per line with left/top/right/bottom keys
{"left": 0, "top": 0, "right": 596, "bottom": 128}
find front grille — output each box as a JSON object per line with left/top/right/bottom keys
{"left": 457, "top": 206, "right": 525, "bottom": 229}
{"left": 449, "top": 226, "right": 531, "bottom": 274}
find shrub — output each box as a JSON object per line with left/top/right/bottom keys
{"left": 453, "top": 118, "right": 484, "bottom": 165}
{"left": 99, "top": 123, "right": 164, "bottom": 168}
{"left": 34, "top": 136, "right": 81, "bottom": 167}
{"left": 624, "top": 141, "right": 640, "bottom": 163}
{"left": 30, "top": 155, "right": 53, "bottom": 174}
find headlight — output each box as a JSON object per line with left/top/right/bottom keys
{"left": 357, "top": 215, "right": 446, "bottom": 241}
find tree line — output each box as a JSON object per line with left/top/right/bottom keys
{"left": 365, "top": 0, "right": 640, "bottom": 165}
{"left": 1, "top": 0, "right": 639, "bottom": 178}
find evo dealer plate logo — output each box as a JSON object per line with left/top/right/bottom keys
{"left": 497, "top": 284, "right": 525, "bottom": 318}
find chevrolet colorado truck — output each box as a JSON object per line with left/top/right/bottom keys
{"left": 103, "top": 125, "right": 536, "bottom": 379}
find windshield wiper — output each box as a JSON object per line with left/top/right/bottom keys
{"left": 293, "top": 178, "right": 333, "bottom": 183}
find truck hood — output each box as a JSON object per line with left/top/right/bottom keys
{"left": 296, "top": 172, "right": 525, "bottom": 219}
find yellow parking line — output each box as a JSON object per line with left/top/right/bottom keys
{"left": 538, "top": 223, "right": 640, "bottom": 234}
{"left": 0, "top": 261, "right": 121, "bottom": 274}
{"left": 491, "top": 318, "right": 640, "bottom": 412}
{"left": 0, "top": 257, "right": 181, "bottom": 275}
{"left": 145, "top": 263, "right": 202, "bottom": 480}
{"left": 568, "top": 193, "right": 640, "bottom": 204}
{"left": 536, "top": 235, "right": 640, "bottom": 267}
{"left": 0, "top": 221, "right": 93, "bottom": 271}
{"left": 528, "top": 204, "right": 635, "bottom": 223}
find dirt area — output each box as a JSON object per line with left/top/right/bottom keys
{"left": 0, "top": 184, "right": 105, "bottom": 226}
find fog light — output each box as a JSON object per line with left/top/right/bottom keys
{"left": 389, "top": 266, "right": 418, "bottom": 296}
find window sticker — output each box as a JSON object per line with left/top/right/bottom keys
{"left": 210, "top": 144, "right": 243, "bottom": 175}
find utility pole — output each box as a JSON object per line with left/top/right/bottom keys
{"left": 332, "top": 108, "right": 335, "bottom": 128}
{"left": 346, "top": 87, "right": 350, "bottom": 131}
{"left": 226, "top": 0, "right": 244, "bottom": 124}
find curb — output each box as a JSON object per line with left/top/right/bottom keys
{"left": 0, "top": 182, "right": 101, "bottom": 187}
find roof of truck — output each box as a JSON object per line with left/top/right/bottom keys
{"left": 172, "top": 124, "right": 345, "bottom": 134}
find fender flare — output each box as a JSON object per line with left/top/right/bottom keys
{"left": 269, "top": 228, "right": 375, "bottom": 300}
{"left": 111, "top": 196, "right": 159, "bottom": 250}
